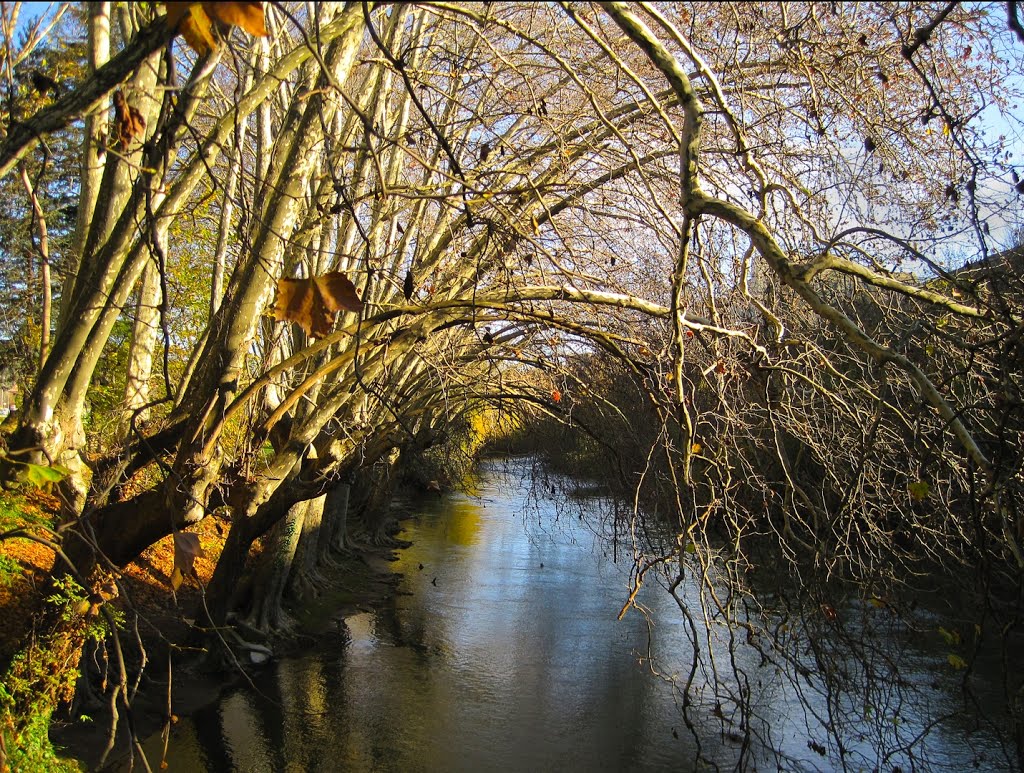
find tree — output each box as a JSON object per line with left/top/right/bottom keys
{"left": 1, "top": 1, "right": 1023, "bottom": 768}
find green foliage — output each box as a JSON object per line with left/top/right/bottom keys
{"left": 0, "top": 681, "right": 83, "bottom": 773}
{"left": 22, "top": 461, "right": 69, "bottom": 491}
{"left": 0, "top": 576, "right": 103, "bottom": 772}
{"left": 0, "top": 552, "right": 20, "bottom": 586}
{"left": 0, "top": 490, "right": 50, "bottom": 532}
{"left": 0, "top": 454, "right": 70, "bottom": 495}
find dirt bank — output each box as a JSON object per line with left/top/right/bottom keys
{"left": 44, "top": 524, "right": 407, "bottom": 771}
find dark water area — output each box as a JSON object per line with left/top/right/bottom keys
{"left": 134, "top": 458, "right": 1014, "bottom": 772}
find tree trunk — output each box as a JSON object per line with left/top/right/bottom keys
{"left": 120, "top": 257, "right": 162, "bottom": 435}
{"left": 322, "top": 481, "right": 351, "bottom": 557}
{"left": 242, "top": 499, "right": 308, "bottom": 634}
{"left": 285, "top": 492, "right": 326, "bottom": 600}
{"left": 59, "top": 1, "right": 110, "bottom": 333}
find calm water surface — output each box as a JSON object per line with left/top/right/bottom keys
{"left": 145, "top": 459, "right": 1012, "bottom": 772}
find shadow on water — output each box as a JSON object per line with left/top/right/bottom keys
{"left": 135, "top": 458, "right": 1013, "bottom": 772}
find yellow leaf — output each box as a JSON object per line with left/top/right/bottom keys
{"left": 690, "top": 442, "right": 702, "bottom": 454}
{"left": 208, "top": 2, "right": 268, "bottom": 37}
{"left": 943, "top": 122, "right": 951, "bottom": 137}
{"left": 167, "top": 3, "right": 218, "bottom": 55}
{"left": 947, "top": 653, "right": 967, "bottom": 670}
{"left": 165, "top": 2, "right": 268, "bottom": 56}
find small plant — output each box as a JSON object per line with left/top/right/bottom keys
{"left": 0, "top": 552, "right": 20, "bottom": 587}
{"left": 0, "top": 576, "right": 105, "bottom": 772}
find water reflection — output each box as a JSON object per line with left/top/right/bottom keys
{"left": 144, "top": 459, "right": 1012, "bottom": 772}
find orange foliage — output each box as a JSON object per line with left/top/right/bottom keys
{"left": 165, "top": 2, "right": 268, "bottom": 56}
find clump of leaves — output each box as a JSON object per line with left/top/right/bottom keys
{"left": 0, "top": 553, "right": 20, "bottom": 587}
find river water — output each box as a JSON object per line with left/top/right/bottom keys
{"left": 143, "top": 458, "right": 1013, "bottom": 772}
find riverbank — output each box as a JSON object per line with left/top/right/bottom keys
{"left": 49, "top": 521, "right": 410, "bottom": 771}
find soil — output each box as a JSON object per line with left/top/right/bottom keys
{"left": 0, "top": 491, "right": 406, "bottom": 772}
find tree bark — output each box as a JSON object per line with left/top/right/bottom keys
{"left": 59, "top": 1, "right": 110, "bottom": 333}
{"left": 286, "top": 492, "right": 326, "bottom": 600}
{"left": 243, "top": 500, "right": 308, "bottom": 634}
{"left": 323, "top": 481, "right": 351, "bottom": 557}
{"left": 120, "top": 257, "right": 162, "bottom": 435}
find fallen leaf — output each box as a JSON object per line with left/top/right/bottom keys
{"left": 908, "top": 480, "right": 930, "bottom": 502}
{"left": 274, "top": 271, "right": 363, "bottom": 338}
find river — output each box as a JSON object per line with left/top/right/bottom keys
{"left": 139, "top": 458, "right": 1013, "bottom": 771}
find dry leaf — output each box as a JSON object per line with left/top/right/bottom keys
{"left": 274, "top": 271, "right": 363, "bottom": 338}
{"left": 551, "top": 388, "right": 562, "bottom": 403}
{"left": 166, "top": 2, "right": 268, "bottom": 56}
{"left": 166, "top": 3, "right": 217, "bottom": 55}
{"left": 207, "top": 1, "right": 268, "bottom": 36}
{"left": 113, "top": 90, "right": 146, "bottom": 149}
{"left": 171, "top": 531, "right": 204, "bottom": 591}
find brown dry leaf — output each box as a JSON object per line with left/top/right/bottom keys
{"left": 274, "top": 271, "right": 363, "bottom": 338}
{"left": 113, "top": 90, "right": 146, "bottom": 149}
{"left": 166, "top": 2, "right": 268, "bottom": 55}
{"left": 171, "top": 531, "right": 204, "bottom": 591}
